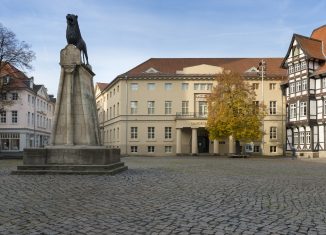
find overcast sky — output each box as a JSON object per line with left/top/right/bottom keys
{"left": 1, "top": 0, "right": 326, "bottom": 95}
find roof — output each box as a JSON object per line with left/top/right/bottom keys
{"left": 33, "top": 84, "right": 42, "bottom": 92}
{"left": 96, "top": 82, "right": 110, "bottom": 91}
{"left": 281, "top": 34, "right": 325, "bottom": 68}
{"left": 295, "top": 34, "right": 324, "bottom": 60}
{"left": 311, "top": 25, "right": 326, "bottom": 57}
{"left": 0, "top": 63, "right": 31, "bottom": 89}
{"left": 120, "top": 58, "right": 286, "bottom": 77}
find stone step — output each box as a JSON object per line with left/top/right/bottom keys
{"left": 16, "top": 162, "right": 125, "bottom": 171}
{"left": 12, "top": 165, "right": 128, "bottom": 175}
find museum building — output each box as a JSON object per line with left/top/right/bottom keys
{"left": 96, "top": 58, "right": 287, "bottom": 156}
{"left": 282, "top": 25, "right": 326, "bottom": 158}
{"left": 0, "top": 63, "right": 55, "bottom": 153}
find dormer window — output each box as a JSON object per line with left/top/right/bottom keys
{"left": 245, "top": 67, "right": 259, "bottom": 73}
{"left": 1, "top": 75, "right": 10, "bottom": 85}
{"left": 144, "top": 67, "right": 159, "bottom": 73}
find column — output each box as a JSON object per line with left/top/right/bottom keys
{"left": 65, "top": 67, "right": 75, "bottom": 145}
{"left": 228, "top": 135, "right": 235, "bottom": 154}
{"left": 191, "top": 128, "right": 198, "bottom": 155}
{"left": 176, "top": 128, "right": 182, "bottom": 155}
{"left": 213, "top": 139, "right": 219, "bottom": 155}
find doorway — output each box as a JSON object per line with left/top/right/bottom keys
{"left": 197, "top": 128, "right": 209, "bottom": 153}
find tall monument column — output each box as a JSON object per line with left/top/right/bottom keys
{"left": 12, "top": 14, "right": 127, "bottom": 175}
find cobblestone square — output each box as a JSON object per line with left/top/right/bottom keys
{"left": 1, "top": 157, "right": 326, "bottom": 234}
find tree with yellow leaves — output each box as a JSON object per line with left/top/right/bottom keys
{"left": 206, "top": 71, "right": 265, "bottom": 154}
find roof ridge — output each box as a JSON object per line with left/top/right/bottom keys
{"left": 311, "top": 24, "right": 326, "bottom": 37}
{"left": 294, "top": 33, "right": 322, "bottom": 43}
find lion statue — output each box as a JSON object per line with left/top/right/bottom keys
{"left": 66, "top": 14, "right": 89, "bottom": 64}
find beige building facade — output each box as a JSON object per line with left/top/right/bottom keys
{"left": 96, "top": 58, "right": 287, "bottom": 156}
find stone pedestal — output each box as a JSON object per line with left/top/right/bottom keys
{"left": 12, "top": 45, "right": 127, "bottom": 175}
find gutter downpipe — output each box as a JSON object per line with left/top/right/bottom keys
{"left": 125, "top": 75, "right": 128, "bottom": 156}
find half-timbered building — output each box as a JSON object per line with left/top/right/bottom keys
{"left": 282, "top": 25, "right": 326, "bottom": 158}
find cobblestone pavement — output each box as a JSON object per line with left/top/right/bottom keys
{"left": 1, "top": 157, "right": 326, "bottom": 234}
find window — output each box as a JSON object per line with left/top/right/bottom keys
{"left": 270, "top": 127, "right": 277, "bottom": 139}
{"left": 253, "top": 83, "right": 259, "bottom": 90}
{"left": 165, "top": 83, "right": 172, "bottom": 91}
{"left": 148, "top": 127, "right": 155, "bottom": 139}
{"left": 300, "top": 102, "right": 307, "bottom": 117}
{"left": 253, "top": 101, "right": 259, "bottom": 114}
{"left": 165, "top": 146, "right": 172, "bottom": 153}
{"left": 302, "top": 80, "right": 307, "bottom": 90}
{"left": 148, "top": 146, "right": 155, "bottom": 153}
{"left": 110, "top": 107, "right": 112, "bottom": 119}
{"left": 32, "top": 113, "right": 34, "bottom": 125}
{"left": 130, "top": 101, "right": 138, "bottom": 114}
{"left": 148, "top": 101, "right": 155, "bottom": 114}
{"left": 110, "top": 91, "right": 112, "bottom": 98}
{"left": 290, "top": 83, "right": 295, "bottom": 93}
{"left": 131, "top": 146, "right": 138, "bottom": 153}
{"left": 12, "top": 93, "right": 18, "bottom": 100}
{"left": 131, "top": 127, "right": 138, "bottom": 139}
{"left": 0, "top": 93, "right": 7, "bottom": 100}
{"left": 269, "top": 101, "right": 276, "bottom": 115}
{"left": 147, "top": 83, "right": 156, "bottom": 91}
{"left": 117, "top": 103, "right": 119, "bottom": 115}
{"left": 165, "top": 127, "right": 172, "bottom": 139}
{"left": 207, "top": 84, "right": 213, "bottom": 90}
{"left": 28, "top": 112, "right": 30, "bottom": 125}
{"left": 294, "top": 63, "right": 300, "bottom": 72}
{"left": 0, "top": 133, "right": 20, "bottom": 151}
{"left": 296, "top": 81, "right": 301, "bottom": 92}
{"left": 113, "top": 89, "right": 115, "bottom": 96}
{"left": 113, "top": 105, "right": 116, "bottom": 117}
{"left": 28, "top": 94, "right": 31, "bottom": 103}
{"left": 11, "top": 111, "right": 17, "bottom": 123}
{"left": 117, "top": 127, "right": 119, "bottom": 141}
{"left": 165, "top": 101, "right": 172, "bottom": 115}
{"left": 131, "top": 83, "right": 138, "bottom": 91}
{"left": 322, "top": 78, "right": 326, "bottom": 89}
{"left": 270, "top": 146, "right": 277, "bottom": 153}
{"left": 269, "top": 83, "right": 276, "bottom": 90}
{"left": 254, "top": 146, "right": 260, "bottom": 153}
{"left": 290, "top": 104, "right": 296, "bottom": 118}
{"left": 181, "top": 83, "right": 189, "bottom": 91}
{"left": 301, "top": 61, "right": 307, "bottom": 70}
{"left": 117, "top": 85, "right": 119, "bottom": 92}
{"left": 306, "top": 132, "right": 311, "bottom": 144}
{"left": 299, "top": 131, "right": 305, "bottom": 144}
{"left": 0, "top": 111, "right": 6, "bottom": 123}
{"left": 324, "top": 100, "right": 326, "bottom": 115}
{"left": 182, "top": 101, "right": 189, "bottom": 115}
{"left": 199, "top": 101, "right": 208, "bottom": 117}
{"left": 289, "top": 66, "right": 294, "bottom": 74}
{"left": 194, "top": 84, "right": 200, "bottom": 90}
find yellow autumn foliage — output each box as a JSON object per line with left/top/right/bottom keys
{"left": 207, "top": 71, "right": 266, "bottom": 142}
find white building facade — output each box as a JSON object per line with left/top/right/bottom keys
{"left": 0, "top": 64, "right": 55, "bottom": 153}
{"left": 96, "top": 58, "right": 286, "bottom": 156}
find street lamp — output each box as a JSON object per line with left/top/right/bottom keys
{"left": 258, "top": 60, "right": 266, "bottom": 156}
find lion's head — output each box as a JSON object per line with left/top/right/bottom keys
{"left": 66, "top": 14, "right": 78, "bottom": 26}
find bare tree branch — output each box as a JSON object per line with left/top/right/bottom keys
{"left": 0, "top": 23, "right": 36, "bottom": 111}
